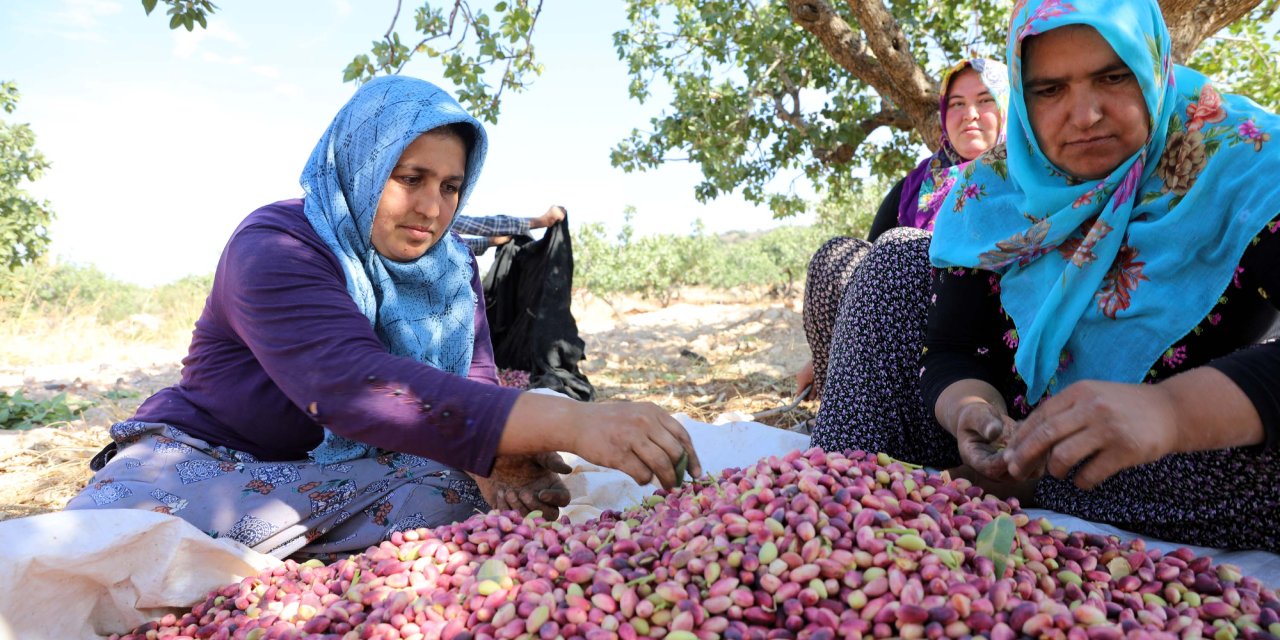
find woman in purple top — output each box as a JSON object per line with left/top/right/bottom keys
{"left": 65, "top": 76, "right": 701, "bottom": 559}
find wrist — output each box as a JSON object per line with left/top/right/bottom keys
{"left": 1158, "top": 368, "right": 1264, "bottom": 454}
{"left": 502, "top": 392, "right": 585, "bottom": 455}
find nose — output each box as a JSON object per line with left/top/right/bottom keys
{"left": 957, "top": 102, "right": 979, "bottom": 121}
{"left": 1066, "top": 89, "right": 1104, "bottom": 130}
{"left": 414, "top": 191, "right": 442, "bottom": 220}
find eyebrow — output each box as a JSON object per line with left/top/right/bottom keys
{"left": 1024, "top": 61, "right": 1130, "bottom": 89}
{"left": 948, "top": 90, "right": 993, "bottom": 101}
{"left": 394, "top": 163, "right": 466, "bottom": 182}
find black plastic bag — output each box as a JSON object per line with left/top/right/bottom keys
{"left": 481, "top": 212, "right": 595, "bottom": 401}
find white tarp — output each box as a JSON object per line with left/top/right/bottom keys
{"left": 1, "top": 414, "right": 1277, "bottom": 640}
{"left": 0, "top": 509, "right": 279, "bottom": 640}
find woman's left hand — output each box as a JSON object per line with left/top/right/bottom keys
{"left": 1003, "top": 380, "right": 1179, "bottom": 489}
{"left": 472, "top": 452, "right": 573, "bottom": 519}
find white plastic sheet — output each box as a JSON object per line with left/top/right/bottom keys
{"left": 0, "top": 510, "right": 279, "bottom": 640}
{"left": 556, "top": 414, "right": 811, "bottom": 523}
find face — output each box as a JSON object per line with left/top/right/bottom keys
{"left": 1022, "top": 24, "right": 1150, "bottom": 180}
{"left": 944, "top": 68, "right": 1002, "bottom": 160}
{"left": 370, "top": 131, "right": 467, "bottom": 262}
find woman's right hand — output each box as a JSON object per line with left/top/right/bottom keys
{"left": 499, "top": 393, "right": 703, "bottom": 491}
{"left": 569, "top": 401, "right": 703, "bottom": 490}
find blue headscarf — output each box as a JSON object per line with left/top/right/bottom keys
{"left": 300, "top": 76, "right": 488, "bottom": 464}
{"left": 930, "top": 0, "right": 1280, "bottom": 402}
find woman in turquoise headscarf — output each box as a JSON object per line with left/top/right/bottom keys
{"left": 923, "top": 0, "right": 1280, "bottom": 550}
{"left": 798, "top": 58, "right": 1009, "bottom": 405}
{"left": 67, "top": 76, "right": 702, "bottom": 558}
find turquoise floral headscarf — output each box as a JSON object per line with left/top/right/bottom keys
{"left": 930, "top": 0, "right": 1280, "bottom": 402}
{"left": 300, "top": 76, "right": 487, "bottom": 464}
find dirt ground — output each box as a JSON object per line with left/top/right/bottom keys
{"left": 0, "top": 287, "right": 815, "bottom": 522}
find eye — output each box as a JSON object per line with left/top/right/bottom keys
{"left": 443, "top": 182, "right": 461, "bottom": 195}
{"left": 396, "top": 174, "right": 422, "bottom": 186}
{"left": 1032, "top": 84, "right": 1063, "bottom": 99}
{"left": 1102, "top": 72, "right": 1131, "bottom": 85}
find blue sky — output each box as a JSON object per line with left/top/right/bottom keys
{"left": 1, "top": 0, "right": 817, "bottom": 285}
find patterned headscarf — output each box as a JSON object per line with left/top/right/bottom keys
{"left": 931, "top": 0, "right": 1280, "bottom": 402}
{"left": 898, "top": 58, "right": 1010, "bottom": 230}
{"left": 300, "top": 76, "right": 488, "bottom": 464}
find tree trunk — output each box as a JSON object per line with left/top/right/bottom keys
{"left": 1162, "top": 0, "right": 1268, "bottom": 62}
{"left": 787, "top": 0, "right": 1266, "bottom": 154}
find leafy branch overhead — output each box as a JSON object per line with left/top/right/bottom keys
{"left": 140, "top": 0, "right": 216, "bottom": 31}
{"left": 138, "top": 0, "right": 1280, "bottom": 218}
{"left": 342, "top": 1, "right": 546, "bottom": 124}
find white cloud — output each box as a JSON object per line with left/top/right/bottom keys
{"left": 172, "top": 21, "right": 244, "bottom": 59}
{"left": 200, "top": 51, "right": 248, "bottom": 65}
{"left": 332, "top": 0, "right": 352, "bottom": 17}
{"left": 53, "top": 0, "right": 123, "bottom": 29}
{"left": 274, "top": 83, "right": 304, "bottom": 98}
{"left": 38, "top": 0, "right": 123, "bottom": 42}
{"left": 252, "top": 65, "right": 281, "bottom": 79}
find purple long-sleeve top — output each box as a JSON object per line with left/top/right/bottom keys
{"left": 132, "top": 199, "right": 521, "bottom": 475}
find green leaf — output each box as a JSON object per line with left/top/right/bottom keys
{"left": 974, "top": 513, "right": 1016, "bottom": 578}
{"left": 141, "top": 0, "right": 159, "bottom": 15}
{"left": 494, "top": 1, "right": 508, "bottom": 11}
{"left": 168, "top": 13, "right": 182, "bottom": 29}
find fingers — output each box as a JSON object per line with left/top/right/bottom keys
{"left": 536, "top": 487, "right": 571, "bottom": 508}
{"left": 538, "top": 452, "right": 574, "bottom": 475}
{"left": 636, "top": 436, "right": 678, "bottom": 489}
{"left": 1006, "top": 396, "right": 1086, "bottom": 480}
{"left": 795, "top": 360, "right": 815, "bottom": 400}
{"left": 659, "top": 413, "right": 702, "bottom": 479}
{"left": 953, "top": 403, "right": 1011, "bottom": 480}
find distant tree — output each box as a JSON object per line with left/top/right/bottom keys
{"left": 140, "top": 0, "right": 1280, "bottom": 217}
{"left": 0, "top": 82, "right": 55, "bottom": 270}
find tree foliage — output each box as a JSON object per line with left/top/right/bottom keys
{"left": 0, "top": 82, "right": 55, "bottom": 271}
{"left": 138, "top": 0, "right": 1280, "bottom": 217}
{"left": 140, "top": 0, "right": 216, "bottom": 31}
{"left": 341, "top": 1, "right": 545, "bottom": 123}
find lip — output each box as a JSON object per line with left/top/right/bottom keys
{"left": 401, "top": 225, "right": 434, "bottom": 240}
{"left": 1065, "top": 135, "right": 1114, "bottom": 148}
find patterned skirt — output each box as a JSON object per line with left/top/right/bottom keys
{"left": 808, "top": 228, "right": 959, "bottom": 468}
{"left": 64, "top": 421, "right": 488, "bottom": 559}
{"left": 802, "top": 235, "right": 872, "bottom": 399}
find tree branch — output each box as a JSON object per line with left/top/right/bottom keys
{"left": 1159, "top": 0, "right": 1266, "bottom": 62}
{"left": 786, "top": 0, "right": 941, "bottom": 149}
{"left": 858, "top": 106, "right": 915, "bottom": 134}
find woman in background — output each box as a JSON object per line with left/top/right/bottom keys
{"left": 796, "top": 59, "right": 1009, "bottom": 403}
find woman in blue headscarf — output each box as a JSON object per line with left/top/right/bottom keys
{"left": 66, "top": 76, "right": 701, "bottom": 558}
{"left": 798, "top": 58, "right": 1008, "bottom": 404}
{"left": 924, "top": 0, "right": 1280, "bottom": 550}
